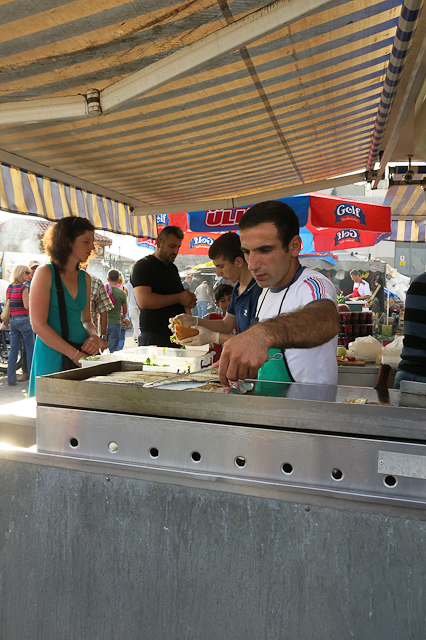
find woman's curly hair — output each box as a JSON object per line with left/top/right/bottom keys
{"left": 42, "top": 217, "right": 95, "bottom": 271}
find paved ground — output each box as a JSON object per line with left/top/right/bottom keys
{"left": 0, "top": 330, "right": 138, "bottom": 407}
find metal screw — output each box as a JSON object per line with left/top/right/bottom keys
{"left": 106, "top": 477, "right": 110, "bottom": 482}
{"left": 305, "top": 506, "right": 310, "bottom": 512}
{"left": 379, "top": 460, "right": 383, "bottom": 465}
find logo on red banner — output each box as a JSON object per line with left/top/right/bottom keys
{"left": 334, "top": 229, "right": 361, "bottom": 246}
{"left": 189, "top": 235, "right": 215, "bottom": 249}
{"left": 136, "top": 238, "right": 157, "bottom": 249}
{"left": 205, "top": 208, "right": 249, "bottom": 228}
{"left": 334, "top": 204, "right": 366, "bottom": 226}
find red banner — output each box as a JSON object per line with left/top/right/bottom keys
{"left": 156, "top": 212, "right": 188, "bottom": 233}
{"left": 312, "top": 227, "right": 388, "bottom": 252}
{"left": 309, "top": 193, "right": 391, "bottom": 232}
{"left": 179, "top": 231, "right": 224, "bottom": 254}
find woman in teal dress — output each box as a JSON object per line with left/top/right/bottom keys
{"left": 29, "top": 217, "right": 103, "bottom": 398}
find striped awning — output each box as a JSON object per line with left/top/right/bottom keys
{"left": 0, "top": 0, "right": 423, "bottom": 219}
{"left": 0, "top": 162, "right": 156, "bottom": 238}
{"left": 384, "top": 184, "right": 426, "bottom": 241}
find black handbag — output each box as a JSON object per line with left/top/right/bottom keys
{"left": 52, "top": 263, "right": 83, "bottom": 370}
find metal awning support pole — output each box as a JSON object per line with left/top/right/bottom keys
{"left": 366, "top": 0, "right": 425, "bottom": 172}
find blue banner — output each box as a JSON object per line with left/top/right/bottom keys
{"left": 188, "top": 196, "right": 310, "bottom": 232}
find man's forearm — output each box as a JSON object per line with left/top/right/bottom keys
{"left": 258, "top": 301, "right": 339, "bottom": 350}
{"left": 99, "top": 311, "right": 108, "bottom": 336}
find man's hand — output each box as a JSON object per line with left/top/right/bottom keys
{"left": 171, "top": 313, "right": 197, "bottom": 328}
{"left": 219, "top": 325, "right": 271, "bottom": 384}
{"left": 179, "top": 290, "right": 197, "bottom": 308}
{"left": 99, "top": 338, "right": 108, "bottom": 352}
{"left": 180, "top": 326, "right": 219, "bottom": 346}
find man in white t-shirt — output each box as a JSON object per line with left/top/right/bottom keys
{"left": 218, "top": 200, "right": 339, "bottom": 386}
{"left": 345, "top": 269, "right": 371, "bottom": 301}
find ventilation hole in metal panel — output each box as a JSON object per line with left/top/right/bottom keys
{"left": 69, "top": 438, "right": 78, "bottom": 448}
{"left": 191, "top": 451, "right": 201, "bottom": 462}
{"left": 108, "top": 441, "right": 119, "bottom": 453}
{"left": 331, "top": 468, "right": 344, "bottom": 481}
{"left": 384, "top": 475, "right": 397, "bottom": 488}
{"left": 235, "top": 456, "right": 246, "bottom": 468}
{"left": 281, "top": 463, "right": 293, "bottom": 475}
{"left": 150, "top": 447, "right": 159, "bottom": 458}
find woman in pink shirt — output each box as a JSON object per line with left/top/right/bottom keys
{"left": 5, "top": 265, "right": 34, "bottom": 386}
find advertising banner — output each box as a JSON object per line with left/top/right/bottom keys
{"left": 179, "top": 232, "right": 225, "bottom": 255}
{"left": 188, "top": 196, "right": 310, "bottom": 232}
{"left": 312, "top": 228, "right": 389, "bottom": 252}
{"left": 156, "top": 212, "right": 188, "bottom": 233}
{"left": 309, "top": 193, "right": 391, "bottom": 232}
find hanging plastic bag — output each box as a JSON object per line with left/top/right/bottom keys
{"left": 347, "top": 336, "right": 383, "bottom": 362}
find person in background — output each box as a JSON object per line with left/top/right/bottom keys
{"left": 131, "top": 226, "right": 196, "bottom": 347}
{"left": 117, "top": 272, "right": 130, "bottom": 350}
{"left": 5, "top": 265, "right": 34, "bottom": 386}
{"left": 195, "top": 280, "right": 210, "bottom": 318}
{"left": 89, "top": 273, "right": 113, "bottom": 352}
{"left": 189, "top": 273, "right": 202, "bottom": 293}
{"left": 126, "top": 272, "right": 140, "bottom": 342}
{"left": 205, "top": 283, "right": 235, "bottom": 362}
{"left": 29, "top": 218, "right": 102, "bottom": 398}
{"left": 106, "top": 269, "right": 127, "bottom": 353}
{"left": 174, "top": 232, "right": 260, "bottom": 347}
{"left": 394, "top": 273, "right": 426, "bottom": 388}
{"left": 345, "top": 269, "right": 371, "bottom": 301}
{"left": 182, "top": 275, "right": 193, "bottom": 290}
{"left": 19, "top": 260, "right": 41, "bottom": 381}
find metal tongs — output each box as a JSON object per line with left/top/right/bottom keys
{"left": 228, "top": 380, "right": 254, "bottom": 394}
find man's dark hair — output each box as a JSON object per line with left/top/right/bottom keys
{"left": 238, "top": 201, "right": 299, "bottom": 250}
{"left": 214, "top": 283, "right": 234, "bottom": 303}
{"left": 208, "top": 232, "right": 244, "bottom": 262}
{"left": 349, "top": 269, "right": 360, "bottom": 276}
{"left": 108, "top": 269, "right": 120, "bottom": 282}
{"left": 157, "top": 225, "right": 184, "bottom": 242}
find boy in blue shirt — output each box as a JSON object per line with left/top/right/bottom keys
{"left": 174, "top": 232, "right": 261, "bottom": 346}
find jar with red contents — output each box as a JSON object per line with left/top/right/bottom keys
{"left": 339, "top": 312, "right": 351, "bottom": 325}
{"left": 351, "top": 312, "right": 360, "bottom": 325}
{"left": 358, "top": 324, "right": 367, "bottom": 336}
{"left": 344, "top": 325, "right": 353, "bottom": 336}
{"left": 365, "top": 324, "right": 373, "bottom": 335}
{"left": 365, "top": 311, "right": 373, "bottom": 324}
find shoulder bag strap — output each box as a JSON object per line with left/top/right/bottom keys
{"left": 52, "top": 262, "right": 69, "bottom": 342}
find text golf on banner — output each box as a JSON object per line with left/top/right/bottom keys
{"left": 309, "top": 193, "right": 391, "bottom": 232}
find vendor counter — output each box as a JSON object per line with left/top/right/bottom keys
{"left": 0, "top": 363, "right": 423, "bottom": 640}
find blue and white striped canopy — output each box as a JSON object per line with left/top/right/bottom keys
{"left": 0, "top": 0, "right": 424, "bottom": 232}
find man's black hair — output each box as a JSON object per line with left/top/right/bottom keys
{"left": 108, "top": 269, "right": 120, "bottom": 282}
{"left": 214, "top": 283, "right": 234, "bottom": 303}
{"left": 157, "top": 225, "right": 184, "bottom": 242}
{"left": 238, "top": 200, "right": 299, "bottom": 249}
{"left": 208, "top": 232, "right": 244, "bottom": 262}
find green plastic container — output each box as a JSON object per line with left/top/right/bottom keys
{"left": 347, "top": 302, "right": 363, "bottom": 312}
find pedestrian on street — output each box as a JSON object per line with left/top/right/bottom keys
{"left": 6, "top": 265, "right": 34, "bottom": 386}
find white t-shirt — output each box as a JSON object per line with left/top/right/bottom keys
{"left": 352, "top": 279, "right": 370, "bottom": 297}
{"left": 256, "top": 267, "right": 338, "bottom": 385}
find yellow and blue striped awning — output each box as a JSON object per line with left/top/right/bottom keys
{"left": 0, "top": 162, "right": 156, "bottom": 238}
{"left": 0, "top": 0, "right": 420, "bottom": 217}
{"left": 384, "top": 185, "right": 426, "bottom": 242}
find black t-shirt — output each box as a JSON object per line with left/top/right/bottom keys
{"left": 131, "top": 254, "right": 184, "bottom": 336}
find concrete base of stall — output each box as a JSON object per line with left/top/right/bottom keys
{"left": 0, "top": 451, "right": 424, "bottom": 640}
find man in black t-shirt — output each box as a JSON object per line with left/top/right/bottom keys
{"left": 131, "top": 226, "right": 197, "bottom": 347}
